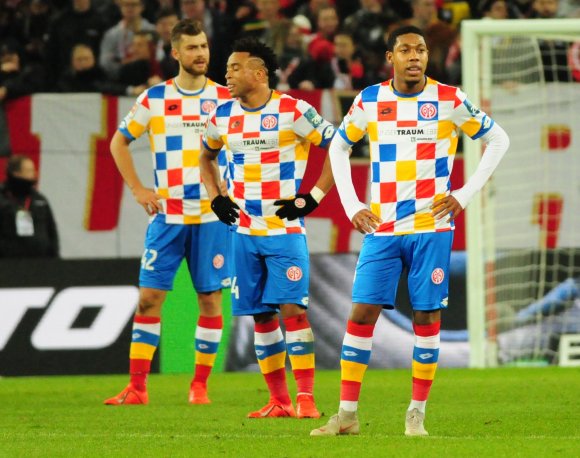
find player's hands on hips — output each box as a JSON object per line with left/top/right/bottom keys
{"left": 211, "top": 195, "right": 239, "bottom": 225}
{"left": 352, "top": 209, "right": 382, "bottom": 234}
{"left": 274, "top": 193, "right": 318, "bottom": 220}
{"left": 133, "top": 186, "right": 163, "bottom": 216}
{"left": 431, "top": 195, "right": 463, "bottom": 222}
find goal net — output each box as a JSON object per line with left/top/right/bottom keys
{"left": 461, "top": 19, "right": 580, "bottom": 367}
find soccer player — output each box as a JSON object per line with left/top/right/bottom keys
{"left": 200, "top": 37, "right": 335, "bottom": 419}
{"left": 104, "top": 19, "right": 232, "bottom": 406}
{"left": 311, "top": 25, "right": 510, "bottom": 436}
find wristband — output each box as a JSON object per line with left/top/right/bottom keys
{"left": 310, "top": 186, "right": 325, "bottom": 204}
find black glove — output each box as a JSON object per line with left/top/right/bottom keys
{"left": 274, "top": 193, "right": 319, "bottom": 221}
{"left": 211, "top": 195, "right": 239, "bottom": 225}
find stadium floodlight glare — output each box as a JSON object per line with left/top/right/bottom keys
{"left": 461, "top": 19, "right": 580, "bottom": 368}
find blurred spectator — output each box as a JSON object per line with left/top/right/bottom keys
{"left": 287, "top": 30, "right": 370, "bottom": 90}
{"left": 307, "top": 5, "right": 339, "bottom": 61}
{"left": 0, "top": 155, "right": 59, "bottom": 258}
{"left": 344, "top": 0, "right": 398, "bottom": 54}
{"left": 96, "top": 0, "right": 179, "bottom": 26}
{"left": 57, "top": 43, "right": 145, "bottom": 95}
{"left": 118, "top": 31, "right": 163, "bottom": 87}
{"left": 261, "top": 0, "right": 293, "bottom": 56}
{"left": 21, "top": 0, "right": 52, "bottom": 63}
{"left": 225, "top": 0, "right": 257, "bottom": 40}
{"left": 0, "top": 39, "right": 45, "bottom": 102}
{"left": 330, "top": 31, "right": 368, "bottom": 90}
{"left": 445, "top": 0, "right": 510, "bottom": 86}
{"left": 45, "top": 0, "right": 106, "bottom": 85}
{"left": 144, "top": 0, "right": 180, "bottom": 23}
{"left": 407, "top": 0, "right": 456, "bottom": 82}
{"left": 569, "top": 41, "right": 580, "bottom": 81}
{"left": 511, "top": 0, "right": 537, "bottom": 16}
{"left": 95, "top": 0, "right": 123, "bottom": 28}
{"left": 559, "top": 0, "right": 580, "bottom": 16}
{"left": 155, "top": 7, "right": 180, "bottom": 79}
{"left": 531, "top": 0, "right": 571, "bottom": 82}
{"left": 531, "top": 0, "right": 561, "bottom": 17}
{"left": 180, "top": 0, "right": 231, "bottom": 83}
{"left": 99, "top": 0, "right": 155, "bottom": 80}
{"left": 296, "top": 0, "right": 330, "bottom": 33}
{"left": 343, "top": 1, "right": 398, "bottom": 86}
{"left": 479, "top": 0, "right": 510, "bottom": 18}
{"left": 276, "top": 22, "right": 308, "bottom": 90}
{"left": 0, "top": 1, "right": 26, "bottom": 45}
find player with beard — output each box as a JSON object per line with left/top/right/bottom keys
{"left": 105, "top": 19, "right": 232, "bottom": 406}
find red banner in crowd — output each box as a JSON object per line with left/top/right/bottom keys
{"left": 2, "top": 93, "right": 466, "bottom": 257}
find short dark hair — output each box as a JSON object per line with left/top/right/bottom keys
{"left": 170, "top": 19, "right": 204, "bottom": 45}
{"left": 231, "top": 37, "right": 279, "bottom": 77}
{"left": 385, "top": 25, "right": 425, "bottom": 52}
{"left": 6, "top": 155, "right": 31, "bottom": 176}
{"left": 156, "top": 7, "right": 178, "bottom": 23}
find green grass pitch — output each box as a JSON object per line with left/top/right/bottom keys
{"left": 1, "top": 367, "right": 578, "bottom": 457}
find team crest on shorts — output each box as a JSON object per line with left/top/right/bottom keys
{"left": 213, "top": 254, "right": 224, "bottom": 269}
{"left": 431, "top": 268, "right": 444, "bottom": 284}
{"left": 286, "top": 266, "right": 303, "bottom": 281}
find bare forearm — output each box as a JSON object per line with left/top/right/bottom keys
{"left": 312, "top": 155, "right": 335, "bottom": 196}
{"left": 110, "top": 131, "right": 143, "bottom": 191}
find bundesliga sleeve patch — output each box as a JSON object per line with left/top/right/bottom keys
{"left": 303, "top": 107, "right": 324, "bottom": 128}
{"left": 462, "top": 99, "right": 480, "bottom": 117}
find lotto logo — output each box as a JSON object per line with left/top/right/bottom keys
{"left": 0, "top": 286, "right": 137, "bottom": 351}
{"left": 262, "top": 115, "right": 278, "bottom": 129}
{"left": 213, "top": 254, "right": 224, "bottom": 269}
{"left": 420, "top": 103, "right": 437, "bottom": 119}
{"left": 201, "top": 100, "right": 217, "bottom": 113}
{"left": 431, "top": 268, "right": 444, "bottom": 285}
{"left": 286, "top": 266, "right": 303, "bottom": 281}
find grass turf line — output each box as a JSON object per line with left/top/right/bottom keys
{"left": 0, "top": 367, "right": 578, "bottom": 457}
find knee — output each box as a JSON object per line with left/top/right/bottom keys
{"left": 197, "top": 291, "right": 222, "bottom": 315}
{"left": 413, "top": 310, "right": 441, "bottom": 325}
{"left": 349, "top": 303, "right": 381, "bottom": 325}
{"left": 137, "top": 290, "right": 164, "bottom": 315}
{"left": 253, "top": 312, "right": 277, "bottom": 325}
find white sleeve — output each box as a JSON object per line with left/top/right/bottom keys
{"left": 451, "top": 123, "right": 510, "bottom": 209}
{"left": 329, "top": 134, "right": 368, "bottom": 221}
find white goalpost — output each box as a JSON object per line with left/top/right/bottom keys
{"left": 461, "top": 19, "right": 580, "bottom": 368}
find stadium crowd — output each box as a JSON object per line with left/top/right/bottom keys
{"left": 1, "top": 0, "right": 579, "bottom": 103}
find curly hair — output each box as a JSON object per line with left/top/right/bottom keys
{"left": 385, "top": 25, "right": 425, "bottom": 52}
{"left": 231, "top": 37, "right": 279, "bottom": 77}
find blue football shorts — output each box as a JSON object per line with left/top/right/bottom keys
{"left": 352, "top": 231, "right": 453, "bottom": 311}
{"left": 230, "top": 232, "right": 310, "bottom": 316}
{"left": 139, "top": 215, "right": 231, "bottom": 292}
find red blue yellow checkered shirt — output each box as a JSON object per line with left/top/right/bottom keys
{"left": 119, "top": 78, "right": 231, "bottom": 224}
{"left": 339, "top": 77, "right": 494, "bottom": 235}
{"left": 203, "top": 91, "right": 335, "bottom": 236}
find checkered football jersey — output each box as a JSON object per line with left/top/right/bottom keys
{"left": 118, "top": 78, "right": 231, "bottom": 224}
{"left": 203, "top": 91, "right": 335, "bottom": 236}
{"left": 339, "top": 77, "right": 494, "bottom": 235}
